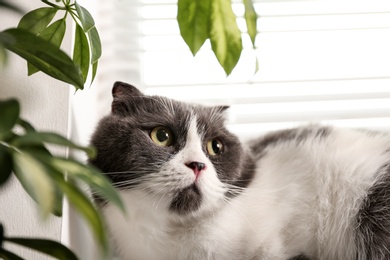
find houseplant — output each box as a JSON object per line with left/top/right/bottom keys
{"left": 0, "top": 0, "right": 257, "bottom": 259}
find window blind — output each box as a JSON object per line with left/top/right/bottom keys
{"left": 94, "top": 0, "right": 390, "bottom": 139}
{"left": 64, "top": 1, "right": 390, "bottom": 258}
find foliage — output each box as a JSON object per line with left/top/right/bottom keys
{"left": 0, "top": 0, "right": 101, "bottom": 89}
{"left": 0, "top": 0, "right": 117, "bottom": 259}
{"left": 177, "top": 0, "right": 258, "bottom": 75}
{"left": 0, "top": 226, "right": 78, "bottom": 260}
{"left": 0, "top": 99, "right": 125, "bottom": 258}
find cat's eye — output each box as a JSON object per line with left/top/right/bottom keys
{"left": 150, "top": 126, "right": 173, "bottom": 147}
{"left": 206, "top": 139, "right": 224, "bottom": 156}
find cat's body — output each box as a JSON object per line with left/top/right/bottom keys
{"left": 90, "top": 82, "right": 390, "bottom": 260}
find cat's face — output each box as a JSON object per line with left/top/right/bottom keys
{"left": 90, "top": 82, "right": 253, "bottom": 217}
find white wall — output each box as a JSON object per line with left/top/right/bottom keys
{"left": 0, "top": 1, "right": 71, "bottom": 259}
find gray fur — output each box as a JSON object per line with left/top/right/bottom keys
{"left": 89, "top": 82, "right": 390, "bottom": 260}
{"left": 250, "top": 125, "right": 331, "bottom": 159}
{"left": 90, "top": 82, "right": 253, "bottom": 213}
{"left": 356, "top": 163, "right": 390, "bottom": 259}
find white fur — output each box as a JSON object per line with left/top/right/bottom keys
{"left": 102, "top": 126, "right": 390, "bottom": 260}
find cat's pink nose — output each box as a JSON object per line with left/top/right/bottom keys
{"left": 186, "top": 161, "right": 206, "bottom": 177}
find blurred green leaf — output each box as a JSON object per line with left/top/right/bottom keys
{"left": 91, "top": 60, "right": 98, "bottom": 85}
{"left": 17, "top": 7, "right": 57, "bottom": 35}
{"left": 53, "top": 173, "right": 108, "bottom": 252}
{"left": 73, "top": 24, "right": 90, "bottom": 83}
{"left": 0, "top": 248, "right": 24, "bottom": 260}
{"left": 0, "top": 28, "right": 84, "bottom": 89}
{"left": 28, "top": 18, "right": 67, "bottom": 76}
{"left": 5, "top": 238, "right": 78, "bottom": 260}
{"left": 243, "top": 0, "right": 257, "bottom": 47}
{"left": 74, "top": 2, "right": 95, "bottom": 32}
{"left": 0, "top": 43, "right": 7, "bottom": 67}
{"left": 27, "top": 147, "right": 124, "bottom": 214}
{"left": 0, "top": 145, "right": 13, "bottom": 187}
{"left": 88, "top": 27, "right": 101, "bottom": 64}
{"left": 177, "top": 0, "right": 210, "bottom": 55}
{"left": 46, "top": 156, "right": 125, "bottom": 213}
{"left": 11, "top": 131, "right": 96, "bottom": 158}
{"left": 20, "top": 146, "right": 63, "bottom": 216}
{"left": 209, "top": 0, "right": 242, "bottom": 75}
{"left": 17, "top": 119, "right": 36, "bottom": 133}
{"left": 0, "top": 223, "right": 3, "bottom": 247}
{"left": 0, "top": 99, "right": 19, "bottom": 137}
{"left": 0, "top": 0, "right": 23, "bottom": 14}
{"left": 13, "top": 152, "right": 56, "bottom": 216}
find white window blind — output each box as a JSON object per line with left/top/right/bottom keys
{"left": 65, "top": 1, "right": 390, "bottom": 258}
{"left": 94, "top": 0, "right": 390, "bottom": 139}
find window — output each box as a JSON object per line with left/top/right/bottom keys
{"left": 67, "top": 0, "right": 390, "bottom": 257}
{"left": 89, "top": 0, "right": 390, "bottom": 142}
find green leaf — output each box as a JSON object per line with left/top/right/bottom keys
{"left": 0, "top": 248, "right": 24, "bottom": 260}
{"left": 88, "top": 27, "right": 102, "bottom": 64}
{"left": 17, "top": 119, "right": 36, "bottom": 133}
{"left": 17, "top": 7, "right": 57, "bottom": 35}
{"left": 28, "top": 18, "right": 67, "bottom": 76}
{"left": 243, "top": 0, "right": 257, "bottom": 47}
{"left": 209, "top": 0, "right": 243, "bottom": 75}
{"left": 12, "top": 152, "right": 56, "bottom": 217}
{"left": 11, "top": 131, "right": 96, "bottom": 158}
{"left": 0, "top": 223, "right": 3, "bottom": 248}
{"left": 177, "top": 0, "right": 210, "bottom": 55}
{"left": 26, "top": 63, "right": 37, "bottom": 76}
{"left": 53, "top": 174, "right": 108, "bottom": 252}
{"left": 91, "top": 60, "right": 98, "bottom": 85}
{"left": 0, "top": 42, "right": 7, "bottom": 67}
{"left": 73, "top": 24, "right": 90, "bottom": 83}
{"left": 20, "top": 146, "right": 63, "bottom": 216}
{"left": 5, "top": 238, "right": 78, "bottom": 260}
{"left": 0, "top": 144, "right": 13, "bottom": 187}
{"left": 39, "top": 18, "right": 66, "bottom": 48}
{"left": 46, "top": 156, "right": 125, "bottom": 214}
{"left": 0, "top": 28, "right": 84, "bottom": 89}
{"left": 74, "top": 2, "right": 95, "bottom": 32}
{"left": 0, "top": 99, "right": 20, "bottom": 137}
{"left": 27, "top": 148, "right": 124, "bottom": 215}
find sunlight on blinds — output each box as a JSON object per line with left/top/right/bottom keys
{"left": 140, "top": 0, "right": 390, "bottom": 86}
{"left": 94, "top": 0, "right": 390, "bottom": 139}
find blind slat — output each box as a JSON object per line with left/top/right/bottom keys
{"left": 95, "top": 0, "right": 390, "bottom": 136}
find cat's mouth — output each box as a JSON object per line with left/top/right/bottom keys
{"left": 169, "top": 183, "right": 202, "bottom": 214}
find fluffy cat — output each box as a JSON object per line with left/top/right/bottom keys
{"left": 89, "top": 81, "right": 390, "bottom": 260}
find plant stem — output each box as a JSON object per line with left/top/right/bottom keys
{"left": 69, "top": 10, "right": 80, "bottom": 24}
{"left": 41, "top": 0, "right": 66, "bottom": 10}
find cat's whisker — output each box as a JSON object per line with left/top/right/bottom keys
{"left": 110, "top": 178, "right": 152, "bottom": 189}
{"left": 89, "top": 82, "right": 390, "bottom": 259}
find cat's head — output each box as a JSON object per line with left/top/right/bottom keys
{"left": 90, "top": 82, "right": 254, "bottom": 217}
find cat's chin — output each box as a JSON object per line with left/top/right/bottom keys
{"left": 169, "top": 183, "right": 202, "bottom": 215}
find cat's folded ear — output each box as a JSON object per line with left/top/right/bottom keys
{"left": 112, "top": 81, "right": 143, "bottom": 99}
{"left": 111, "top": 81, "right": 144, "bottom": 114}
{"left": 214, "top": 105, "right": 230, "bottom": 121}
{"left": 217, "top": 106, "right": 230, "bottom": 112}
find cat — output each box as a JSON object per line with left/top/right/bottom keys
{"left": 89, "top": 81, "right": 390, "bottom": 260}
